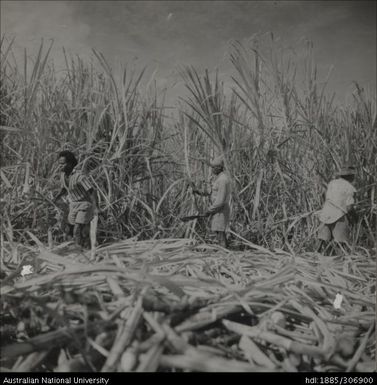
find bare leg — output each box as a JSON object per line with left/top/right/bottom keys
{"left": 73, "top": 224, "right": 84, "bottom": 247}
{"left": 64, "top": 224, "right": 74, "bottom": 242}
{"left": 216, "top": 231, "right": 227, "bottom": 248}
{"left": 324, "top": 241, "right": 335, "bottom": 256}
{"left": 317, "top": 240, "right": 325, "bottom": 253}
{"left": 317, "top": 223, "right": 332, "bottom": 255}
{"left": 334, "top": 241, "right": 350, "bottom": 256}
{"left": 82, "top": 223, "right": 91, "bottom": 249}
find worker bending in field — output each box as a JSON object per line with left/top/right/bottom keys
{"left": 316, "top": 164, "right": 357, "bottom": 254}
{"left": 54, "top": 150, "right": 98, "bottom": 248}
{"left": 192, "top": 156, "right": 231, "bottom": 248}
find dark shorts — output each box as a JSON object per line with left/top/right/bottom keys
{"left": 318, "top": 216, "right": 349, "bottom": 243}
{"left": 68, "top": 201, "right": 94, "bottom": 225}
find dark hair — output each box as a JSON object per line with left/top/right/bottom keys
{"left": 58, "top": 150, "right": 78, "bottom": 168}
{"left": 341, "top": 174, "right": 355, "bottom": 182}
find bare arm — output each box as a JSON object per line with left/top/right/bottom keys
{"left": 188, "top": 180, "right": 211, "bottom": 197}
{"left": 192, "top": 188, "right": 211, "bottom": 197}
{"left": 54, "top": 187, "right": 67, "bottom": 204}
{"left": 88, "top": 188, "right": 99, "bottom": 214}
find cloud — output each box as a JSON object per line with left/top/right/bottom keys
{"left": 1, "top": 1, "right": 92, "bottom": 60}
{"left": 1, "top": 0, "right": 375, "bottom": 100}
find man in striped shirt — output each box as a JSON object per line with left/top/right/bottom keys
{"left": 54, "top": 151, "right": 98, "bottom": 248}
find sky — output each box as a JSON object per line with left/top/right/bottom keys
{"left": 1, "top": 1, "right": 376, "bottom": 107}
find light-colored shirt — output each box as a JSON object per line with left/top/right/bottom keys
{"left": 208, "top": 172, "right": 231, "bottom": 231}
{"left": 61, "top": 169, "right": 93, "bottom": 203}
{"left": 317, "top": 178, "right": 356, "bottom": 224}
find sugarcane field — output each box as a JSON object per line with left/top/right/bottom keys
{"left": 1, "top": 1, "right": 376, "bottom": 376}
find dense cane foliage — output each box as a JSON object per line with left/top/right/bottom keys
{"left": 1, "top": 35, "right": 376, "bottom": 251}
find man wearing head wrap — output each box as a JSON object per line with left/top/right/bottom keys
{"left": 316, "top": 164, "right": 357, "bottom": 253}
{"left": 192, "top": 155, "right": 231, "bottom": 248}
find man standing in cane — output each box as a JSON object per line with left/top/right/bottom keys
{"left": 54, "top": 150, "right": 98, "bottom": 249}
{"left": 192, "top": 156, "right": 231, "bottom": 248}
{"left": 316, "top": 164, "right": 357, "bottom": 254}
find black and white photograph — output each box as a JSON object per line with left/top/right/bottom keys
{"left": 0, "top": 0, "right": 376, "bottom": 376}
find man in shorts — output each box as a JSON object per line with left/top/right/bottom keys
{"left": 317, "top": 165, "right": 357, "bottom": 254}
{"left": 54, "top": 150, "right": 98, "bottom": 248}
